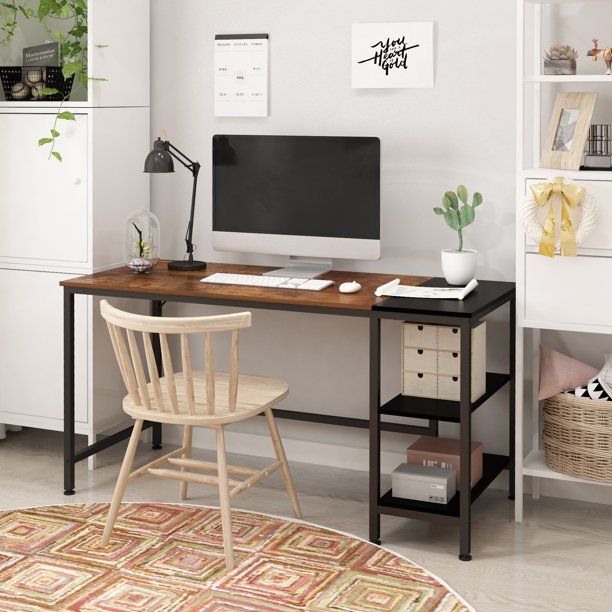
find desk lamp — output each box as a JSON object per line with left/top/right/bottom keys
{"left": 144, "top": 136, "right": 206, "bottom": 271}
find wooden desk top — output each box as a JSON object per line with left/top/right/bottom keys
{"left": 61, "top": 261, "right": 429, "bottom": 312}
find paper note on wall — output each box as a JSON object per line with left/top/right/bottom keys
{"left": 215, "top": 34, "right": 269, "bottom": 117}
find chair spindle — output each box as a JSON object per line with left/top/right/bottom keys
{"left": 205, "top": 332, "right": 215, "bottom": 414}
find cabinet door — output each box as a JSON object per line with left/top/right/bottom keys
{"left": 0, "top": 113, "right": 88, "bottom": 268}
{"left": 0, "top": 269, "right": 88, "bottom": 424}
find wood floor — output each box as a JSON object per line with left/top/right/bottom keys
{"left": 1, "top": 428, "right": 610, "bottom": 612}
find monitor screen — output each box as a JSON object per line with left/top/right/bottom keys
{"left": 212, "top": 135, "right": 380, "bottom": 240}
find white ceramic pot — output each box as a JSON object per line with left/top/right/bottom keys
{"left": 441, "top": 249, "right": 478, "bottom": 286}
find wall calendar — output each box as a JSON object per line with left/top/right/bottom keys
{"left": 214, "top": 34, "right": 269, "bottom": 117}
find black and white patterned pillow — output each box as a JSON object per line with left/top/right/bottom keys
{"left": 567, "top": 378, "right": 612, "bottom": 401}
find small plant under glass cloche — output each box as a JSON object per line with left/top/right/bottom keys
{"left": 123, "top": 211, "right": 160, "bottom": 273}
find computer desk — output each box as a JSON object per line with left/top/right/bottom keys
{"left": 60, "top": 261, "right": 515, "bottom": 560}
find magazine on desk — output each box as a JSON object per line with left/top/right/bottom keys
{"left": 375, "top": 279, "right": 478, "bottom": 300}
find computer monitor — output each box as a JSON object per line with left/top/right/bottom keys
{"left": 212, "top": 134, "right": 380, "bottom": 277}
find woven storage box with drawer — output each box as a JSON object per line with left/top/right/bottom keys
{"left": 543, "top": 393, "right": 612, "bottom": 483}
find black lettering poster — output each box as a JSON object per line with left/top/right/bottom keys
{"left": 352, "top": 22, "right": 434, "bottom": 89}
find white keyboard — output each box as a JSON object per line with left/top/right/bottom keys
{"left": 201, "top": 273, "right": 334, "bottom": 292}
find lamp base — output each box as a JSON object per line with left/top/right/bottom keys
{"left": 168, "top": 259, "right": 207, "bottom": 271}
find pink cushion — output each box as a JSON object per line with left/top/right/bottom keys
{"left": 539, "top": 345, "right": 599, "bottom": 400}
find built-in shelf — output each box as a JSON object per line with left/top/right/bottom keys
{"left": 523, "top": 450, "right": 612, "bottom": 487}
{"left": 378, "top": 454, "right": 509, "bottom": 519}
{"left": 526, "top": 75, "right": 612, "bottom": 83}
{"left": 379, "top": 373, "right": 510, "bottom": 423}
{"left": 521, "top": 168, "right": 612, "bottom": 182}
{"left": 0, "top": 101, "right": 89, "bottom": 108}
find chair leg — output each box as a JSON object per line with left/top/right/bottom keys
{"left": 180, "top": 425, "right": 193, "bottom": 501}
{"left": 264, "top": 408, "right": 302, "bottom": 519}
{"left": 216, "top": 426, "right": 235, "bottom": 570}
{"left": 102, "top": 419, "right": 144, "bottom": 546}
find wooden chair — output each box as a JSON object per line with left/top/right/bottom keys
{"left": 99, "top": 300, "right": 301, "bottom": 570}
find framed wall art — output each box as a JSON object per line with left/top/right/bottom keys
{"left": 351, "top": 22, "right": 434, "bottom": 89}
{"left": 540, "top": 92, "right": 597, "bottom": 170}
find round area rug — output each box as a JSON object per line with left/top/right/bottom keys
{"left": 0, "top": 503, "right": 473, "bottom": 611}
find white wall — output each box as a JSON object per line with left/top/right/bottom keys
{"left": 151, "top": 0, "right": 612, "bottom": 505}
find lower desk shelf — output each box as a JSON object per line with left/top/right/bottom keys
{"left": 378, "top": 453, "right": 509, "bottom": 519}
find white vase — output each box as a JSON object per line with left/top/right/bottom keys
{"left": 441, "top": 249, "right": 478, "bottom": 285}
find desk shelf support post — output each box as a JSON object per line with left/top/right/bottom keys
{"left": 369, "top": 315, "right": 381, "bottom": 545}
{"left": 459, "top": 319, "right": 472, "bottom": 561}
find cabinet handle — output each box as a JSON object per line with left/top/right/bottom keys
{"left": 74, "top": 177, "right": 82, "bottom": 185}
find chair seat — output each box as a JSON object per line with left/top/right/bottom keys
{"left": 123, "top": 372, "right": 289, "bottom": 425}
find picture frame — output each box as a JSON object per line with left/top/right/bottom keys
{"left": 540, "top": 92, "right": 598, "bottom": 170}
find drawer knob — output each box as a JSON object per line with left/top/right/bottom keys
{"left": 418, "top": 373, "right": 424, "bottom": 379}
{"left": 452, "top": 328, "right": 458, "bottom": 334}
{"left": 452, "top": 376, "right": 458, "bottom": 382}
{"left": 453, "top": 352, "right": 458, "bottom": 358}
{"left": 418, "top": 349, "right": 423, "bottom": 355}
{"left": 418, "top": 325, "right": 423, "bottom": 331}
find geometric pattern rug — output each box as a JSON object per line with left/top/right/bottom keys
{"left": 0, "top": 503, "right": 473, "bottom": 611}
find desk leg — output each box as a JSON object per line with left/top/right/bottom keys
{"left": 508, "top": 297, "right": 516, "bottom": 501}
{"left": 150, "top": 300, "right": 164, "bottom": 450}
{"left": 459, "top": 320, "right": 472, "bottom": 561}
{"left": 369, "top": 316, "right": 381, "bottom": 545}
{"left": 63, "top": 288, "right": 76, "bottom": 495}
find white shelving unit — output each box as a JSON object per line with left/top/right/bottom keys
{"left": 515, "top": 0, "right": 612, "bottom": 521}
{"left": 0, "top": 1, "right": 150, "bottom": 457}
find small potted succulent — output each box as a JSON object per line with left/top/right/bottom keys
{"left": 433, "top": 185, "right": 483, "bottom": 285}
{"left": 544, "top": 44, "right": 578, "bottom": 75}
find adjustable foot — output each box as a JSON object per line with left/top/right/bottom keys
{"left": 370, "top": 538, "right": 381, "bottom": 546}
{"left": 64, "top": 489, "right": 75, "bottom": 496}
{"left": 152, "top": 444, "right": 162, "bottom": 450}
{"left": 459, "top": 553, "right": 472, "bottom": 562}
{"left": 508, "top": 494, "right": 515, "bottom": 500}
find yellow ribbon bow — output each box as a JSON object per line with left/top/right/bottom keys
{"left": 530, "top": 177, "right": 585, "bottom": 258}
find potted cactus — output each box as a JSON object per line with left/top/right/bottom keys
{"left": 433, "top": 185, "right": 483, "bottom": 285}
{"left": 544, "top": 44, "right": 578, "bottom": 75}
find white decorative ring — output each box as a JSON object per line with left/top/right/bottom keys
{"left": 521, "top": 192, "right": 599, "bottom": 247}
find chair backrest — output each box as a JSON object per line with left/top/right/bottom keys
{"left": 100, "top": 300, "right": 252, "bottom": 416}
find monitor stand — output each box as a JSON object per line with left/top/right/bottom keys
{"left": 263, "top": 256, "right": 333, "bottom": 279}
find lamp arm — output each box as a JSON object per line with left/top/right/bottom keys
{"left": 167, "top": 142, "right": 198, "bottom": 172}
{"left": 184, "top": 163, "right": 201, "bottom": 260}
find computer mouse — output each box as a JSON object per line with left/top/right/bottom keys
{"left": 339, "top": 281, "right": 362, "bottom": 294}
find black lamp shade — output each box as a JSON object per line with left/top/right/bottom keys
{"left": 144, "top": 138, "right": 175, "bottom": 173}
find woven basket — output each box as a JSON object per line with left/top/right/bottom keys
{"left": 543, "top": 393, "right": 612, "bottom": 483}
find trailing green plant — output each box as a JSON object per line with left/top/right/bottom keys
{"left": 1, "top": 0, "right": 106, "bottom": 161}
{"left": 433, "top": 185, "right": 483, "bottom": 252}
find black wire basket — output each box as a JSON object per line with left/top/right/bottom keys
{"left": 0, "top": 66, "right": 75, "bottom": 102}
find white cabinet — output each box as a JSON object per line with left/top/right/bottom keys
{"left": 0, "top": 270, "right": 88, "bottom": 427}
{"left": 0, "top": 114, "right": 89, "bottom": 267}
{"left": 0, "top": 2, "right": 150, "bottom": 443}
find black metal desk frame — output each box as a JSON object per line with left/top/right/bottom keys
{"left": 63, "top": 282, "right": 515, "bottom": 561}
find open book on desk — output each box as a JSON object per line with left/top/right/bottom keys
{"left": 375, "top": 278, "right": 478, "bottom": 301}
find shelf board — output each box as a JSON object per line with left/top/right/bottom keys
{"left": 379, "top": 453, "right": 509, "bottom": 519}
{"left": 523, "top": 450, "right": 612, "bottom": 487}
{"left": 526, "top": 75, "right": 612, "bottom": 83}
{"left": 379, "top": 372, "right": 510, "bottom": 423}
{"left": 521, "top": 168, "right": 612, "bottom": 182}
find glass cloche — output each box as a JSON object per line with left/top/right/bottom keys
{"left": 123, "top": 211, "right": 160, "bottom": 273}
